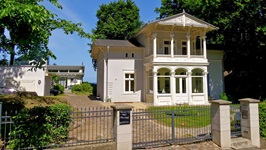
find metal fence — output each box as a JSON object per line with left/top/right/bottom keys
{"left": 0, "top": 106, "right": 114, "bottom": 149}
{"left": 230, "top": 104, "right": 241, "bottom": 137}
{"left": 132, "top": 105, "right": 212, "bottom": 149}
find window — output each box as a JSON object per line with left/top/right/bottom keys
{"left": 125, "top": 73, "right": 134, "bottom": 92}
{"left": 157, "top": 68, "right": 171, "bottom": 94}
{"left": 192, "top": 69, "right": 203, "bottom": 93}
{"left": 163, "top": 40, "right": 170, "bottom": 55}
{"left": 126, "top": 53, "right": 128, "bottom": 57}
{"left": 132, "top": 53, "right": 134, "bottom": 57}
{"left": 181, "top": 41, "right": 187, "bottom": 55}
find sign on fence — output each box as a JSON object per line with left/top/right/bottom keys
{"left": 119, "top": 110, "right": 130, "bottom": 125}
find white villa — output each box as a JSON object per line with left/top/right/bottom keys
{"left": 91, "top": 12, "right": 224, "bottom": 105}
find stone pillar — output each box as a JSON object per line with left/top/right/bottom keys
{"left": 239, "top": 98, "right": 260, "bottom": 148}
{"left": 111, "top": 105, "right": 134, "bottom": 150}
{"left": 211, "top": 100, "right": 231, "bottom": 148}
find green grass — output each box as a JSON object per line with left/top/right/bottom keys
{"left": 147, "top": 105, "right": 211, "bottom": 128}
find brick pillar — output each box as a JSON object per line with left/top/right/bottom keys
{"left": 239, "top": 98, "right": 260, "bottom": 148}
{"left": 111, "top": 105, "right": 133, "bottom": 150}
{"left": 210, "top": 100, "right": 231, "bottom": 148}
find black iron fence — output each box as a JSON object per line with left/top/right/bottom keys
{"left": 230, "top": 104, "right": 241, "bottom": 137}
{"left": 132, "top": 105, "right": 212, "bottom": 149}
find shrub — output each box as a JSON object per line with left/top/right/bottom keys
{"left": 53, "top": 84, "right": 64, "bottom": 94}
{"left": 220, "top": 93, "right": 229, "bottom": 100}
{"left": 259, "top": 102, "right": 266, "bottom": 137}
{"left": 8, "top": 104, "right": 72, "bottom": 149}
{"left": 71, "top": 82, "right": 93, "bottom": 95}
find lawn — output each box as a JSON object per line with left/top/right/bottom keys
{"left": 148, "top": 105, "right": 211, "bottom": 128}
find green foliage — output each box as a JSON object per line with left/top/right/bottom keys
{"left": 259, "top": 102, "right": 266, "bottom": 137}
{"left": 71, "top": 82, "right": 93, "bottom": 94}
{"left": 8, "top": 104, "right": 72, "bottom": 149}
{"left": 0, "top": 0, "right": 89, "bottom": 68}
{"left": 220, "top": 93, "right": 229, "bottom": 100}
{"left": 92, "top": 0, "right": 142, "bottom": 40}
{"left": 51, "top": 74, "right": 61, "bottom": 85}
{"left": 53, "top": 84, "right": 64, "bottom": 94}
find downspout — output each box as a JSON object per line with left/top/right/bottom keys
{"left": 105, "top": 46, "right": 110, "bottom": 102}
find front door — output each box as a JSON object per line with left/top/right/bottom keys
{"left": 175, "top": 77, "right": 188, "bottom": 104}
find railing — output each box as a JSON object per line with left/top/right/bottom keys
{"left": 0, "top": 107, "right": 114, "bottom": 149}
{"left": 230, "top": 104, "right": 241, "bottom": 137}
{"left": 132, "top": 105, "right": 211, "bottom": 149}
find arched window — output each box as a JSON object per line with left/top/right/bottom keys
{"left": 157, "top": 68, "right": 171, "bottom": 94}
{"left": 192, "top": 69, "right": 204, "bottom": 93}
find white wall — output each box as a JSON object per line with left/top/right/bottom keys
{"left": 106, "top": 47, "right": 144, "bottom": 102}
{"left": 207, "top": 50, "right": 224, "bottom": 99}
{"left": 0, "top": 66, "right": 48, "bottom": 96}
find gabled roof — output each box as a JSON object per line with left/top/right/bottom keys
{"left": 152, "top": 11, "right": 218, "bottom": 29}
{"left": 134, "top": 11, "right": 218, "bottom": 37}
{"left": 93, "top": 39, "right": 139, "bottom": 48}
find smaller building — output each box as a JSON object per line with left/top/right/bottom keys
{"left": 47, "top": 65, "right": 85, "bottom": 89}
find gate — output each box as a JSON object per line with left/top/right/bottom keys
{"left": 230, "top": 104, "right": 241, "bottom": 137}
{"left": 132, "top": 105, "right": 211, "bottom": 149}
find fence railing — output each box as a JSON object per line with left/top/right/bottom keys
{"left": 0, "top": 107, "right": 114, "bottom": 149}
{"left": 230, "top": 104, "right": 241, "bottom": 137}
{"left": 132, "top": 105, "right": 211, "bottom": 149}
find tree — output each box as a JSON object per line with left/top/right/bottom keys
{"left": 155, "top": 0, "right": 266, "bottom": 100}
{"left": 90, "top": 0, "right": 142, "bottom": 70}
{"left": 92, "top": 0, "right": 142, "bottom": 40}
{"left": 0, "top": 0, "right": 89, "bottom": 69}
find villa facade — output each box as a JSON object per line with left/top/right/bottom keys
{"left": 91, "top": 12, "right": 224, "bottom": 105}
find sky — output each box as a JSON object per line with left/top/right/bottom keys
{"left": 41, "top": 0, "right": 161, "bottom": 83}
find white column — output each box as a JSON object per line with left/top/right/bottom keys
{"left": 171, "top": 71, "right": 175, "bottom": 105}
{"left": 187, "top": 71, "right": 192, "bottom": 104}
{"left": 152, "top": 33, "right": 157, "bottom": 58}
{"left": 200, "top": 37, "right": 203, "bottom": 55}
{"left": 153, "top": 70, "right": 158, "bottom": 105}
{"left": 202, "top": 36, "right": 207, "bottom": 59}
{"left": 186, "top": 34, "right": 191, "bottom": 58}
{"left": 203, "top": 71, "right": 209, "bottom": 104}
{"left": 170, "top": 33, "right": 174, "bottom": 58}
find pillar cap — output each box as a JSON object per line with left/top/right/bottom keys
{"left": 239, "top": 98, "right": 260, "bottom": 103}
{"left": 111, "top": 104, "right": 134, "bottom": 110}
{"left": 210, "top": 100, "right": 232, "bottom": 105}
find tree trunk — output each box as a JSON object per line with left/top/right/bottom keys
{"left": 9, "top": 43, "right": 15, "bottom": 65}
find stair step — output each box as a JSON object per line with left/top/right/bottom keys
{"left": 231, "top": 137, "right": 258, "bottom": 150}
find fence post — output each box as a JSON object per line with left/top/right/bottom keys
{"left": 210, "top": 100, "right": 231, "bottom": 148}
{"left": 111, "top": 104, "right": 133, "bottom": 150}
{"left": 239, "top": 98, "right": 260, "bottom": 148}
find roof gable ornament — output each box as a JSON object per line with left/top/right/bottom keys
{"left": 182, "top": 9, "right": 185, "bottom": 27}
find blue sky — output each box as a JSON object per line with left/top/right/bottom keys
{"left": 42, "top": 0, "right": 161, "bottom": 83}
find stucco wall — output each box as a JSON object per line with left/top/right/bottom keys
{"left": 0, "top": 66, "right": 47, "bottom": 96}
{"left": 207, "top": 50, "right": 224, "bottom": 99}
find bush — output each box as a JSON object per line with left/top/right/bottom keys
{"left": 53, "top": 84, "right": 64, "bottom": 94}
{"left": 259, "top": 102, "right": 266, "bottom": 137}
{"left": 220, "top": 93, "right": 229, "bottom": 100}
{"left": 8, "top": 104, "right": 72, "bottom": 149}
{"left": 71, "top": 82, "right": 93, "bottom": 95}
